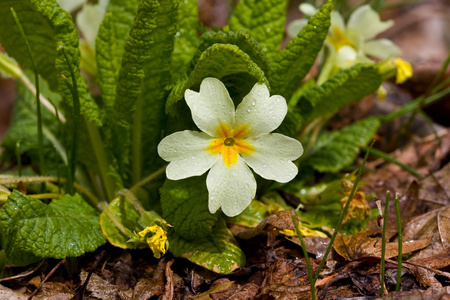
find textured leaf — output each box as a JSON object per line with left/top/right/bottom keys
{"left": 191, "top": 30, "right": 270, "bottom": 77}
{"left": 171, "top": 0, "right": 199, "bottom": 81}
{"left": 166, "top": 43, "right": 269, "bottom": 113}
{"left": 0, "top": 0, "right": 103, "bottom": 124}
{"left": 270, "top": 0, "right": 332, "bottom": 99}
{"left": 139, "top": 0, "right": 178, "bottom": 176}
{"left": 96, "top": 12, "right": 120, "bottom": 113}
{"left": 0, "top": 191, "right": 106, "bottom": 266}
{"left": 160, "top": 175, "right": 218, "bottom": 240}
{"left": 169, "top": 218, "right": 245, "bottom": 274}
{"left": 106, "top": 0, "right": 139, "bottom": 60}
{"left": 306, "top": 117, "right": 380, "bottom": 172}
{"left": 111, "top": 0, "right": 159, "bottom": 177}
{"left": 300, "top": 64, "right": 383, "bottom": 123}
{"left": 99, "top": 196, "right": 140, "bottom": 248}
{"left": 229, "top": 0, "right": 288, "bottom": 60}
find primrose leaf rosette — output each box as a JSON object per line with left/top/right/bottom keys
{"left": 158, "top": 78, "right": 303, "bottom": 217}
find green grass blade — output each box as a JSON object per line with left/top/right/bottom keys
{"left": 314, "top": 140, "right": 375, "bottom": 282}
{"left": 380, "top": 190, "right": 391, "bottom": 297}
{"left": 10, "top": 8, "right": 44, "bottom": 178}
{"left": 292, "top": 214, "right": 316, "bottom": 300}
{"left": 395, "top": 192, "right": 402, "bottom": 291}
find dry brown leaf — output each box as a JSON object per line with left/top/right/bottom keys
{"left": 403, "top": 207, "right": 450, "bottom": 261}
{"left": 191, "top": 279, "right": 234, "bottom": 300}
{"left": 419, "top": 162, "right": 450, "bottom": 210}
{"left": 333, "top": 229, "right": 430, "bottom": 260}
{"left": 80, "top": 271, "right": 132, "bottom": 300}
{"left": 235, "top": 209, "right": 295, "bottom": 240}
{"left": 375, "top": 286, "right": 450, "bottom": 300}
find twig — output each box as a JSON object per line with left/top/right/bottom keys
{"left": 28, "top": 259, "right": 66, "bottom": 300}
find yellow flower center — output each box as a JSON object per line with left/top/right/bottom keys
{"left": 327, "top": 26, "right": 355, "bottom": 51}
{"left": 207, "top": 123, "right": 254, "bottom": 167}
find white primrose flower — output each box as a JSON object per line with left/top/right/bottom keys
{"left": 326, "top": 5, "right": 400, "bottom": 69}
{"left": 158, "top": 78, "right": 303, "bottom": 217}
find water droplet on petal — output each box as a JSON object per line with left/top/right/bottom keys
{"left": 251, "top": 100, "right": 256, "bottom": 106}
{"left": 247, "top": 109, "right": 251, "bottom": 113}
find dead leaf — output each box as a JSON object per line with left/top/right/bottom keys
{"left": 80, "top": 271, "right": 132, "bottom": 300}
{"left": 375, "top": 286, "right": 450, "bottom": 300}
{"left": 402, "top": 207, "right": 450, "bottom": 261}
{"left": 333, "top": 229, "right": 430, "bottom": 260}
{"left": 236, "top": 209, "right": 295, "bottom": 240}
{"left": 191, "top": 279, "right": 234, "bottom": 300}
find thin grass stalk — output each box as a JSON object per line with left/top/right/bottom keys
{"left": 362, "top": 147, "right": 423, "bottom": 179}
{"left": 314, "top": 140, "right": 375, "bottom": 282}
{"left": 380, "top": 190, "right": 391, "bottom": 297}
{"left": 60, "top": 46, "right": 81, "bottom": 195}
{"left": 292, "top": 215, "right": 316, "bottom": 300}
{"left": 395, "top": 192, "right": 402, "bottom": 291}
{"left": 10, "top": 8, "right": 45, "bottom": 181}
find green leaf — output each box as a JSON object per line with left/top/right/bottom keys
{"left": 225, "top": 200, "right": 272, "bottom": 227}
{"left": 270, "top": 0, "right": 332, "bottom": 99}
{"left": 169, "top": 218, "right": 245, "bottom": 274}
{"left": 160, "top": 175, "right": 218, "bottom": 240}
{"left": 138, "top": 0, "right": 178, "bottom": 176}
{"left": 1, "top": 75, "right": 66, "bottom": 174}
{"left": 96, "top": 12, "right": 120, "bottom": 113}
{"left": 0, "top": 0, "right": 58, "bottom": 90}
{"left": 191, "top": 30, "right": 270, "bottom": 77}
{"left": 0, "top": 191, "right": 106, "bottom": 266}
{"left": 0, "top": 0, "right": 103, "bottom": 124}
{"left": 300, "top": 64, "right": 383, "bottom": 123}
{"left": 99, "top": 196, "right": 140, "bottom": 248}
{"left": 111, "top": 0, "right": 159, "bottom": 177}
{"left": 171, "top": 0, "right": 199, "bottom": 81}
{"left": 229, "top": 0, "right": 288, "bottom": 60}
{"left": 305, "top": 117, "right": 380, "bottom": 172}
{"left": 166, "top": 43, "right": 269, "bottom": 113}
{"left": 106, "top": 0, "right": 139, "bottom": 60}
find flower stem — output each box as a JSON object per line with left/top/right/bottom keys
{"left": 0, "top": 176, "right": 99, "bottom": 207}
{"left": 86, "top": 121, "right": 115, "bottom": 201}
{"left": 130, "top": 165, "right": 167, "bottom": 192}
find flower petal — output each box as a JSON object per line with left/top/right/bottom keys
{"left": 235, "top": 83, "right": 287, "bottom": 137}
{"left": 206, "top": 154, "right": 256, "bottom": 217}
{"left": 364, "top": 39, "right": 401, "bottom": 60}
{"left": 184, "top": 77, "right": 235, "bottom": 137}
{"left": 330, "top": 11, "right": 345, "bottom": 32}
{"left": 158, "top": 130, "right": 217, "bottom": 180}
{"left": 336, "top": 46, "right": 358, "bottom": 68}
{"left": 242, "top": 133, "right": 303, "bottom": 183}
{"left": 347, "top": 5, "right": 393, "bottom": 40}
{"left": 287, "top": 19, "right": 308, "bottom": 38}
